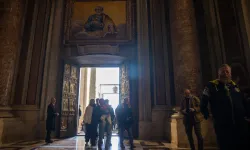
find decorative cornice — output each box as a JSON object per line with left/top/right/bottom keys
{"left": 77, "top": 45, "right": 119, "bottom": 55}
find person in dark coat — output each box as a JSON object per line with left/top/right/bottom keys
{"left": 45, "top": 97, "right": 59, "bottom": 143}
{"left": 116, "top": 98, "right": 135, "bottom": 149}
{"left": 200, "top": 64, "right": 250, "bottom": 150}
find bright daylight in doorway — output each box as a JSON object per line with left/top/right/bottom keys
{"left": 95, "top": 68, "right": 120, "bottom": 109}
{"left": 78, "top": 67, "right": 120, "bottom": 134}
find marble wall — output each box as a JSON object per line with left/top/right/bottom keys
{"left": 242, "top": 0, "right": 250, "bottom": 45}
{"left": 0, "top": 0, "right": 64, "bottom": 144}
{"left": 151, "top": 107, "right": 172, "bottom": 141}
{"left": 1, "top": 0, "right": 249, "bottom": 147}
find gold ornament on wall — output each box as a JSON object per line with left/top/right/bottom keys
{"left": 64, "top": 64, "right": 71, "bottom": 75}
{"left": 60, "top": 117, "right": 68, "bottom": 130}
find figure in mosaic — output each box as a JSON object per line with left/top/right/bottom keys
{"left": 83, "top": 6, "right": 117, "bottom": 38}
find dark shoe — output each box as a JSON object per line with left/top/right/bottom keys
{"left": 130, "top": 145, "right": 136, "bottom": 149}
{"left": 105, "top": 143, "right": 111, "bottom": 147}
{"left": 98, "top": 144, "right": 102, "bottom": 149}
{"left": 45, "top": 140, "right": 53, "bottom": 143}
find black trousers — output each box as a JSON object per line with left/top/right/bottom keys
{"left": 118, "top": 125, "right": 134, "bottom": 147}
{"left": 45, "top": 130, "right": 52, "bottom": 142}
{"left": 214, "top": 122, "right": 249, "bottom": 150}
{"left": 184, "top": 121, "right": 203, "bottom": 150}
{"left": 85, "top": 123, "right": 98, "bottom": 145}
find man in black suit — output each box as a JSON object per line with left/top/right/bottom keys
{"left": 45, "top": 97, "right": 59, "bottom": 143}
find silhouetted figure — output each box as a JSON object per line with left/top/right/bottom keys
{"left": 104, "top": 99, "right": 115, "bottom": 130}
{"left": 96, "top": 98, "right": 100, "bottom": 106}
{"left": 45, "top": 97, "right": 59, "bottom": 143}
{"left": 79, "top": 105, "right": 82, "bottom": 118}
{"left": 96, "top": 98, "right": 112, "bottom": 149}
{"left": 201, "top": 64, "right": 250, "bottom": 150}
{"left": 181, "top": 89, "right": 203, "bottom": 150}
{"left": 116, "top": 98, "right": 135, "bottom": 149}
{"left": 83, "top": 99, "right": 98, "bottom": 147}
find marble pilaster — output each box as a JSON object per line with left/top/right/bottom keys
{"left": 169, "top": 0, "right": 202, "bottom": 105}
{"left": 43, "top": 0, "right": 64, "bottom": 106}
{"left": 149, "top": 0, "right": 173, "bottom": 106}
{"left": 136, "top": 0, "right": 152, "bottom": 139}
{"left": 0, "top": 0, "right": 25, "bottom": 107}
{"left": 241, "top": 0, "right": 250, "bottom": 73}
{"left": 88, "top": 68, "right": 96, "bottom": 99}
{"left": 39, "top": 0, "right": 56, "bottom": 121}
{"left": 79, "top": 68, "right": 88, "bottom": 118}
{"left": 242, "top": 0, "right": 250, "bottom": 44}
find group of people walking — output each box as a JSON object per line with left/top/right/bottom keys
{"left": 181, "top": 64, "right": 250, "bottom": 150}
{"left": 82, "top": 98, "right": 135, "bottom": 149}
{"left": 45, "top": 64, "right": 250, "bottom": 150}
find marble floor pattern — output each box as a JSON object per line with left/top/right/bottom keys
{"left": 0, "top": 136, "right": 218, "bottom": 150}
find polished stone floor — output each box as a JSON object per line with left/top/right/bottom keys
{"left": 0, "top": 136, "right": 218, "bottom": 150}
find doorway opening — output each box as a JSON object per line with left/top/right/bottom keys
{"left": 77, "top": 67, "right": 120, "bottom": 135}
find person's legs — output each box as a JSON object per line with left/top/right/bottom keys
{"left": 85, "top": 124, "right": 90, "bottom": 145}
{"left": 119, "top": 125, "right": 125, "bottom": 148}
{"left": 105, "top": 121, "right": 112, "bottom": 148}
{"left": 96, "top": 123, "right": 99, "bottom": 143}
{"left": 89, "top": 123, "right": 97, "bottom": 146}
{"left": 81, "top": 122, "right": 84, "bottom": 131}
{"left": 45, "top": 130, "right": 52, "bottom": 143}
{"left": 185, "top": 123, "right": 195, "bottom": 150}
{"left": 194, "top": 122, "right": 203, "bottom": 150}
{"left": 126, "top": 127, "right": 134, "bottom": 147}
{"left": 98, "top": 121, "right": 105, "bottom": 146}
{"left": 214, "top": 125, "right": 234, "bottom": 150}
{"left": 234, "top": 123, "right": 249, "bottom": 150}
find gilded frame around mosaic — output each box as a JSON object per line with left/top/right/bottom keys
{"left": 64, "top": 0, "right": 135, "bottom": 45}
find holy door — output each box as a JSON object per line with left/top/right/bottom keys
{"left": 119, "top": 63, "right": 130, "bottom": 103}
{"left": 59, "top": 64, "right": 80, "bottom": 137}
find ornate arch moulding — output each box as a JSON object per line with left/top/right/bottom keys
{"left": 63, "top": 0, "right": 136, "bottom": 45}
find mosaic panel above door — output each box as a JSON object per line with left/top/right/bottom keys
{"left": 64, "top": 0, "right": 135, "bottom": 45}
